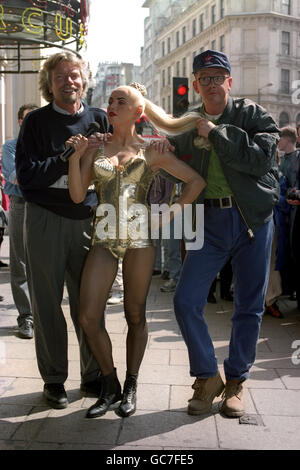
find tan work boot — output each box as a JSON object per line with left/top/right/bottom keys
{"left": 187, "top": 371, "right": 225, "bottom": 415}
{"left": 221, "top": 379, "right": 245, "bottom": 417}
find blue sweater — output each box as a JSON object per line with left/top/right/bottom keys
{"left": 16, "top": 102, "right": 111, "bottom": 219}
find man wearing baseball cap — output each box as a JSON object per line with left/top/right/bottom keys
{"left": 167, "top": 50, "right": 280, "bottom": 417}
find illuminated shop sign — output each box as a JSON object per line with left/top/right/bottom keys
{"left": 0, "top": 0, "right": 89, "bottom": 72}
{"left": 106, "top": 74, "right": 120, "bottom": 87}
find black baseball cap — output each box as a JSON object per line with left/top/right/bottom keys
{"left": 193, "top": 50, "right": 231, "bottom": 75}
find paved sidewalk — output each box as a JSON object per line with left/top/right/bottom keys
{"left": 0, "top": 234, "right": 300, "bottom": 451}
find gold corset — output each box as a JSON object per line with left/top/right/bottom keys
{"left": 91, "top": 147, "right": 155, "bottom": 258}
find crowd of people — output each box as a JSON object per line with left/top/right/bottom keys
{"left": 0, "top": 48, "right": 299, "bottom": 420}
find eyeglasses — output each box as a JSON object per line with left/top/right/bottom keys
{"left": 197, "top": 75, "right": 229, "bottom": 86}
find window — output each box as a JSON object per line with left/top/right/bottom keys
{"left": 146, "top": 66, "right": 151, "bottom": 82}
{"left": 220, "top": 0, "right": 225, "bottom": 18}
{"left": 176, "top": 61, "right": 180, "bottom": 76}
{"left": 167, "top": 37, "right": 171, "bottom": 53}
{"left": 199, "top": 13, "right": 204, "bottom": 32}
{"left": 167, "top": 66, "right": 171, "bottom": 85}
{"left": 281, "top": 69, "right": 290, "bottom": 94}
{"left": 279, "top": 111, "right": 290, "bottom": 127}
{"left": 167, "top": 95, "right": 171, "bottom": 114}
{"left": 244, "top": 29, "right": 256, "bottom": 53}
{"left": 182, "top": 57, "right": 186, "bottom": 76}
{"left": 176, "top": 31, "right": 180, "bottom": 47}
{"left": 220, "top": 35, "right": 225, "bottom": 52}
{"left": 162, "top": 41, "right": 165, "bottom": 57}
{"left": 146, "top": 45, "right": 152, "bottom": 60}
{"left": 282, "top": 31, "right": 290, "bottom": 55}
{"left": 281, "top": 0, "right": 291, "bottom": 15}
{"left": 211, "top": 39, "right": 216, "bottom": 50}
{"left": 182, "top": 26, "right": 186, "bottom": 44}
{"left": 162, "top": 69, "right": 166, "bottom": 88}
{"left": 192, "top": 18, "right": 196, "bottom": 37}
{"left": 145, "top": 26, "right": 151, "bottom": 41}
{"left": 211, "top": 5, "right": 216, "bottom": 25}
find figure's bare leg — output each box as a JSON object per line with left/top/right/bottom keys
{"left": 79, "top": 245, "right": 118, "bottom": 375}
{"left": 122, "top": 246, "right": 155, "bottom": 374}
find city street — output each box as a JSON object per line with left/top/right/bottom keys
{"left": 0, "top": 234, "right": 300, "bottom": 451}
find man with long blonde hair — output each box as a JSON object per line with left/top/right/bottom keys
{"left": 15, "top": 51, "right": 111, "bottom": 409}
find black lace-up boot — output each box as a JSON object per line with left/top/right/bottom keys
{"left": 86, "top": 368, "right": 122, "bottom": 418}
{"left": 116, "top": 372, "right": 138, "bottom": 418}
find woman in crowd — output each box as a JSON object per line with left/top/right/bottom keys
{"left": 67, "top": 83, "right": 206, "bottom": 419}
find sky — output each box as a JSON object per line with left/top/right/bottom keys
{"left": 83, "top": 0, "right": 149, "bottom": 75}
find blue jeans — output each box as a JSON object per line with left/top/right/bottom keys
{"left": 174, "top": 205, "right": 274, "bottom": 381}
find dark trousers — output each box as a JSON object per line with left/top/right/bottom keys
{"left": 8, "top": 196, "right": 32, "bottom": 325}
{"left": 24, "top": 202, "right": 100, "bottom": 384}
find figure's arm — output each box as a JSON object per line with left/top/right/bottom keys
{"left": 67, "top": 134, "right": 97, "bottom": 203}
{"left": 197, "top": 105, "right": 280, "bottom": 177}
{"left": 16, "top": 111, "right": 112, "bottom": 190}
{"left": 68, "top": 131, "right": 113, "bottom": 203}
{"left": 15, "top": 118, "right": 69, "bottom": 190}
{"left": 286, "top": 199, "right": 300, "bottom": 206}
{"left": 145, "top": 143, "right": 205, "bottom": 216}
{"left": 1, "top": 141, "right": 18, "bottom": 185}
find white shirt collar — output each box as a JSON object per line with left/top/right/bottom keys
{"left": 52, "top": 101, "right": 84, "bottom": 115}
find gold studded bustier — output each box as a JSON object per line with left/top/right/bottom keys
{"left": 91, "top": 147, "right": 155, "bottom": 258}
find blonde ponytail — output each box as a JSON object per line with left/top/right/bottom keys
{"left": 144, "top": 99, "right": 202, "bottom": 136}
{"left": 129, "top": 81, "right": 203, "bottom": 136}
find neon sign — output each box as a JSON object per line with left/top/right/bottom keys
{"left": 0, "top": 0, "right": 89, "bottom": 46}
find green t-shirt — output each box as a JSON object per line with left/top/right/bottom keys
{"left": 205, "top": 114, "right": 233, "bottom": 199}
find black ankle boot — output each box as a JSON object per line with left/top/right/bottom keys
{"left": 86, "top": 368, "right": 122, "bottom": 418}
{"left": 116, "top": 373, "right": 138, "bottom": 418}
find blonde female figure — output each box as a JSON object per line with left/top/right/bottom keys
{"left": 67, "top": 83, "right": 205, "bottom": 418}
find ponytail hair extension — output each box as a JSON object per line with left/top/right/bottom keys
{"left": 144, "top": 99, "right": 202, "bottom": 136}
{"left": 129, "top": 82, "right": 203, "bottom": 136}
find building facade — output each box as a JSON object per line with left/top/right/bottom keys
{"left": 91, "top": 62, "right": 141, "bottom": 109}
{"left": 0, "top": 0, "right": 90, "bottom": 146}
{"left": 142, "top": 0, "right": 300, "bottom": 126}
{"left": 0, "top": 50, "right": 43, "bottom": 144}
{"left": 141, "top": 0, "right": 193, "bottom": 105}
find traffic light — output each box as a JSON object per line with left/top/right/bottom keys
{"left": 173, "top": 77, "right": 189, "bottom": 117}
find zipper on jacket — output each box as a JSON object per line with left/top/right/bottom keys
{"left": 212, "top": 148, "right": 255, "bottom": 243}
{"left": 233, "top": 195, "right": 255, "bottom": 243}
{"left": 192, "top": 148, "right": 208, "bottom": 231}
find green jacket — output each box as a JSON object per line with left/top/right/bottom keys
{"left": 168, "top": 96, "right": 280, "bottom": 235}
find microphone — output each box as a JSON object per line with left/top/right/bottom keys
{"left": 60, "top": 121, "right": 101, "bottom": 162}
